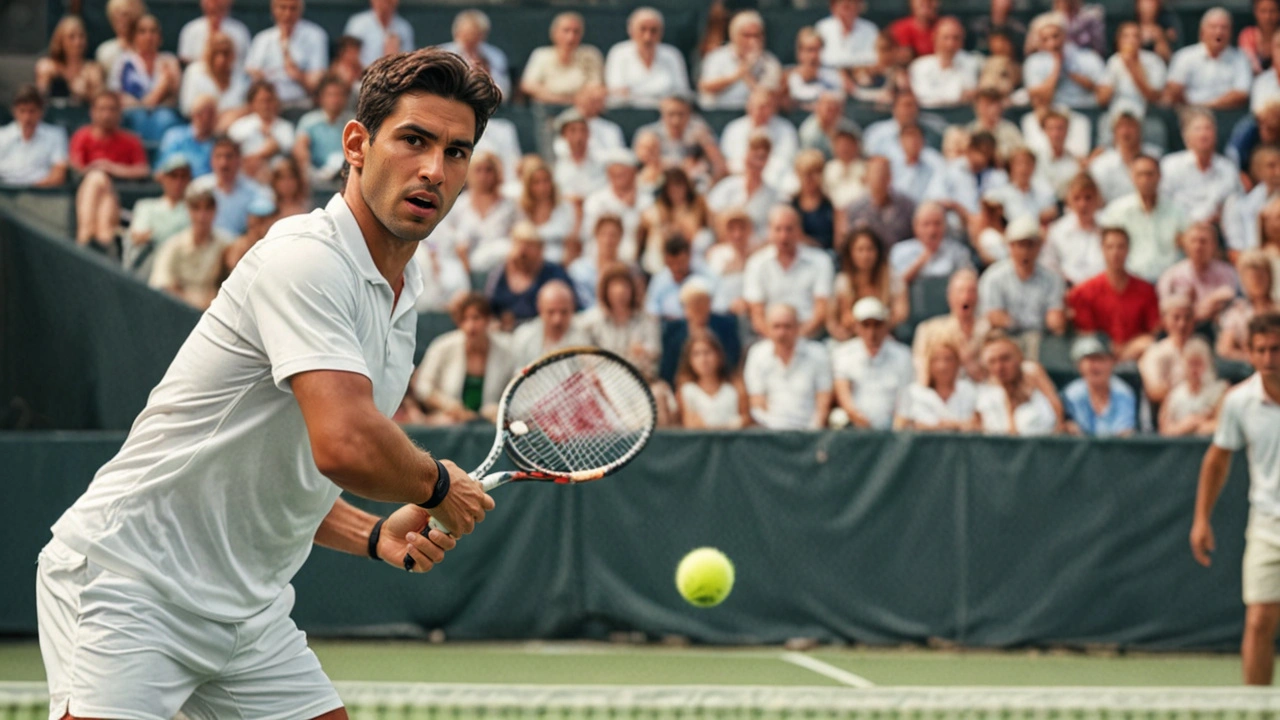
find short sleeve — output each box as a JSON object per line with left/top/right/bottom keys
{"left": 1166, "top": 49, "right": 1191, "bottom": 85}
{"left": 1145, "top": 54, "right": 1167, "bottom": 90}
{"left": 50, "top": 127, "right": 68, "bottom": 165}
{"left": 812, "top": 346, "right": 834, "bottom": 393}
{"left": 125, "top": 135, "right": 147, "bottom": 167}
{"left": 1046, "top": 272, "right": 1065, "bottom": 311}
{"left": 812, "top": 253, "right": 835, "bottom": 298}
{"left": 244, "top": 33, "right": 267, "bottom": 71}
{"left": 743, "top": 348, "right": 766, "bottom": 395}
{"left": 742, "top": 257, "right": 765, "bottom": 303}
{"left": 1022, "top": 54, "right": 1050, "bottom": 89}
{"left": 241, "top": 242, "right": 371, "bottom": 390}
{"left": 1233, "top": 53, "right": 1254, "bottom": 92}
{"left": 1213, "top": 391, "right": 1247, "bottom": 451}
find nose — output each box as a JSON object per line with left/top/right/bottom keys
{"left": 418, "top": 147, "right": 446, "bottom": 187}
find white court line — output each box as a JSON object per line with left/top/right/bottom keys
{"left": 779, "top": 651, "right": 876, "bottom": 688}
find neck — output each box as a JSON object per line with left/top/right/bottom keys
{"left": 1106, "top": 267, "right": 1129, "bottom": 286}
{"left": 870, "top": 187, "right": 889, "bottom": 205}
{"left": 955, "top": 312, "right": 974, "bottom": 330}
{"left": 1119, "top": 142, "right": 1139, "bottom": 161}
{"left": 777, "top": 248, "right": 797, "bottom": 266}
{"left": 1139, "top": 191, "right": 1157, "bottom": 209}
{"left": 1077, "top": 211, "right": 1096, "bottom": 229}
{"left": 465, "top": 334, "right": 488, "bottom": 353}
{"left": 376, "top": 10, "right": 393, "bottom": 24}
{"left": 774, "top": 343, "right": 795, "bottom": 363}
{"left": 217, "top": 172, "right": 236, "bottom": 190}
{"left": 745, "top": 173, "right": 763, "bottom": 192}
{"left": 1014, "top": 262, "right": 1036, "bottom": 280}
{"left": 192, "top": 228, "right": 212, "bottom": 245}
{"left": 1088, "top": 380, "right": 1110, "bottom": 397}
{"left": 1194, "top": 150, "right": 1213, "bottom": 168}
{"left": 864, "top": 339, "right": 883, "bottom": 355}
{"left": 1262, "top": 375, "right": 1280, "bottom": 403}
{"left": 935, "top": 378, "right": 955, "bottom": 396}
{"left": 20, "top": 124, "right": 36, "bottom": 140}
{"left": 343, "top": 180, "right": 415, "bottom": 289}
{"left": 637, "top": 43, "right": 656, "bottom": 62}
{"left": 937, "top": 51, "right": 954, "bottom": 67}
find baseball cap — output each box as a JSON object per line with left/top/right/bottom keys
{"left": 852, "top": 296, "right": 889, "bottom": 323}
{"left": 600, "top": 148, "right": 638, "bottom": 169}
{"left": 1004, "top": 215, "right": 1041, "bottom": 243}
{"left": 553, "top": 107, "right": 587, "bottom": 133}
{"left": 834, "top": 118, "right": 861, "bottom": 140}
{"left": 156, "top": 153, "right": 191, "bottom": 175}
{"left": 1070, "top": 334, "right": 1111, "bottom": 363}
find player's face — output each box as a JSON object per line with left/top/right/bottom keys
{"left": 354, "top": 92, "right": 475, "bottom": 244}
{"left": 1249, "top": 331, "right": 1280, "bottom": 378}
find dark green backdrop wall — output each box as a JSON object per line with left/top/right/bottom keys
{"left": 0, "top": 429, "right": 1252, "bottom": 650}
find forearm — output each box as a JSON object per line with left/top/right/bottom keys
{"left": 313, "top": 497, "right": 380, "bottom": 556}
{"left": 316, "top": 408, "right": 441, "bottom": 503}
{"left": 699, "top": 74, "right": 740, "bottom": 95}
{"left": 1207, "top": 91, "right": 1248, "bottom": 110}
{"left": 112, "top": 163, "right": 152, "bottom": 180}
{"left": 1194, "top": 449, "right": 1232, "bottom": 524}
{"left": 35, "top": 165, "right": 68, "bottom": 187}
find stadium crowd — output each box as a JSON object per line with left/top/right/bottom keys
{"left": 4, "top": 0, "right": 1280, "bottom": 436}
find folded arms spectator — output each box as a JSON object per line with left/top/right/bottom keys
{"left": 698, "top": 11, "right": 782, "bottom": 110}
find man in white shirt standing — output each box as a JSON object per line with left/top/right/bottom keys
{"left": 815, "top": 0, "right": 879, "bottom": 77}
{"left": 177, "top": 0, "right": 251, "bottom": 68}
{"left": 1159, "top": 110, "right": 1242, "bottom": 223}
{"left": 1191, "top": 311, "right": 1280, "bottom": 685}
{"left": 743, "top": 205, "right": 834, "bottom": 339}
{"left": 35, "top": 49, "right": 498, "bottom": 718}
{"left": 908, "top": 17, "right": 980, "bottom": 109}
{"left": 344, "top": 0, "right": 414, "bottom": 70}
{"left": 1165, "top": 7, "right": 1253, "bottom": 109}
{"left": 744, "top": 303, "right": 833, "bottom": 429}
{"left": 244, "top": 0, "right": 329, "bottom": 107}
{"left": 832, "top": 297, "right": 915, "bottom": 430}
{"left": 604, "top": 7, "right": 691, "bottom": 108}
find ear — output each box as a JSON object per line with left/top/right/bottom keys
{"left": 342, "top": 119, "right": 369, "bottom": 175}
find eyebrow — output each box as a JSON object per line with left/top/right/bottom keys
{"left": 397, "top": 123, "right": 475, "bottom": 151}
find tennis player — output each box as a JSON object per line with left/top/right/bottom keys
{"left": 1191, "top": 311, "right": 1280, "bottom": 685}
{"left": 36, "top": 49, "right": 501, "bottom": 718}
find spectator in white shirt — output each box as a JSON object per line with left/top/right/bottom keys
{"left": 885, "top": 122, "right": 943, "bottom": 204}
{"left": 698, "top": 11, "right": 783, "bottom": 110}
{"left": 552, "top": 84, "right": 626, "bottom": 163}
{"left": 582, "top": 149, "right": 652, "bottom": 265}
{"left": 1021, "top": 98, "right": 1094, "bottom": 161}
{"left": 816, "top": 0, "right": 879, "bottom": 75}
{"left": 863, "top": 90, "right": 920, "bottom": 157}
{"left": 1159, "top": 110, "right": 1242, "bottom": 223}
{"left": 510, "top": 281, "right": 591, "bottom": 367}
{"left": 1034, "top": 108, "right": 1083, "bottom": 199}
{"left": 96, "top": 0, "right": 145, "bottom": 73}
{"left": 1224, "top": 145, "right": 1280, "bottom": 260}
{"left": 1098, "top": 22, "right": 1167, "bottom": 118}
{"left": 743, "top": 303, "right": 834, "bottom": 429}
{"left": 706, "top": 133, "right": 780, "bottom": 239}
{"left": 988, "top": 146, "right": 1058, "bottom": 225}
{"left": 978, "top": 214, "right": 1068, "bottom": 341}
{"left": 244, "top": 0, "right": 328, "bottom": 107}
{"left": 975, "top": 330, "right": 1064, "bottom": 435}
{"left": 786, "top": 28, "right": 845, "bottom": 112}
{"left": 1101, "top": 154, "right": 1190, "bottom": 281}
{"left": 896, "top": 331, "right": 979, "bottom": 431}
{"left": 1088, "top": 110, "right": 1147, "bottom": 203}
{"left": 343, "top": 0, "right": 413, "bottom": 70}
{"left": 923, "top": 131, "right": 1009, "bottom": 222}
{"left": 637, "top": 94, "right": 727, "bottom": 182}
{"left": 890, "top": 201, "right": 975, "bottom": 286}
{"left": 180, "top": 31, "right": 249, "bottom": 122}
{"left": 604, "top": 7, "right": 691, "bottom": 108}
{"left": 824, "top": 123, "right": 867, "bottom": 208}
{"left": 675, "top": 331, "right": 749, "bottom": 429}
{"left": 552, "top": 108, "right": 605, "bottom": 205}
{"left": 1251, "top": 31, "right": 1280, "bottom": 113}
{"left": 439, "top": 10, "right": 511, "bottom": 102}
{"left": 909, "top": 17, "right": 980, "bottom": 109}
{"left": 744, "top": 205, "right": 835, "bottom": 337}
{"left": 832, "top": 297, "right": 915, "bottom": 430}
{"left": 177, "top": 0, "right": 250, "bottom": 69}
{"left": 0, "top": 85, "right": 68, "bottom": 187}
{"left": 227, "top": 80, "right": 294, "bottom": 181}
{"left": 1043, "top": 172, "right": 1106, "bottom": 286}
{"left": 721, "top": 88, "right": 799, "bottom": 189}
{"left": 521, "top": 12, "right": 605, "bottom": 106}
{"left": 517, "top": 158, "right": 579, "bottom": 265}
{"left": 443, "top": 151, "right": 518, "bottom": 274}
{"left": 1165, "top": 7, "right": 1253, "bottom": 109}
{"left": 409, "top": 294, "right": 514, "bottom": 425}
{"left": 1023, "top": 11, "right": 1106, "bottom": 110}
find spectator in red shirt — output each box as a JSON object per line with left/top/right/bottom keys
{"left": 889, "top": 0, "right": 940, "bottom": 63}
{"left": 1066, "top": 226, "right": 1161, "bottom": 361}
{"left": 70, "top": 90, "right": 150, "bottom": 255}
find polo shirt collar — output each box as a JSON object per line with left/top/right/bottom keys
{"left": 324, "top": 193, "right": 425, "bottom": 304}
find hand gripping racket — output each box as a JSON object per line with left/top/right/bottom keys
{"left": 404, "top": 347, "right": 657, "bottom": 569}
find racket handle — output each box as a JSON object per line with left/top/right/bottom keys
{"left": 405, "top": 472, "right": 513, "bottom": 571}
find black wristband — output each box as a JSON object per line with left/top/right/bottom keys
{"left": 367, "top": 517, "right": 386, "bottom": 561}
{"left": 419, "top": 458, "right": 451, "bottom": 509}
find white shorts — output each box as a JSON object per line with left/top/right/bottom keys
{"left": 1243, "top": 529, "right": 1280, "bottom": 606}
{"left": 36, "top": 537, "right": 344, "bottom": 720}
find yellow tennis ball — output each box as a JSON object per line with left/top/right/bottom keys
{"left": 676, "top": 547, "right": 735, "bottom": 608}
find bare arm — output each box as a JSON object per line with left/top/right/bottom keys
{"left": 291, "top": 369, "right": 494, "bottom": 534}
{"left": 800, "top": 298, "right": 828, "bottom": 338}
{"left": 748, "top": 302, "right": 767, "bottom": 337}
{"left": 1190, "top": 444, "right": 1233, "bottom": 566}
{"left": 35, "top": 163, "right": 68, "bottom": 187}
{"left": 1206, "top": 90, "right": 1249, "bottom": 110}
{"left": 833, "top": 378, "right": 871, "bottom": 428}
{"left": 813, "top": 390, "right": 833, "bottom": 429}
{"left": 314, "top": 496, "right": 457, "bottom": 574}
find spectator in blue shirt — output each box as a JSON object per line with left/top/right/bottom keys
{"left": 646, "top": 234, "right": 713, "bottom": 321}
{"left": 158, "top": 94, "right": 218, "bottom": 177}
{"left": 485, "top": 220, "right": 577, "bottom": 330}
{"left": 293, "top": 74, "right": 352, "bottom": 182}
{"left": 190, "top": 136, "right": 269, "bottom": 236}
{"left": 1062, "top": 334, "right": 1137, "bottom": 437}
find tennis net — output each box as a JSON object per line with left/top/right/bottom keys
{"left": 4, "top": 683, "right": 1280, "bottom": 719}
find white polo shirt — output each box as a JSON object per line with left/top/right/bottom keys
{"left": 743, "top": 339, "right": 833, "bottom": 430}
{"left": 909, "top": 52, "right": 981, "bottom": 109}
{"left": 720, "top": 115, "right": 799, "bottom": 189}
{"left": 1099, "top": 50, "right": 1167, "bottom": 116}
{"left": 603, "top": 41, "right": 691, "bottom": 108}
{"left": 742, "top": 245, "right": 835, "bottom": 323}
{"left": 1214, "top": 374, "right": 1280, "bottom": 542}
{"left": 1158, "top": 150, "right": 1242, "bottom": 223}
{"left": 832, "top": 337, "right": 915, "bottom": 430}
{"left": 1100, "top": 193, "right": 1189, "bottom": 281}
{"left": 1222, "top": 182, "right": 1273, "bottom": 252}
{"left": 816, "top": 16, "right": 879, "bottom": 69}
{"left": 897, "top": 380, "right": 978, "bottom": 427}
{"left": 1088, "top": 149, "right": 1135, "bottom": 204}
{"left": 0, "top": 122, "right": 67, "bottom": 185}
{"left": 1023, "top": 45, "right": 1106, "bottom": 109}
{"left": 1167, "top": 43, "right": 1253, "bottom": 106}
{"left": 51, "top": 193, "right": 423, "bottom": 621}
{"left": 1252, "top": 68, "right": 1280, "bottom": 115}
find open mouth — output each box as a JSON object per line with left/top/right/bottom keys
{"left": 405, "top": 194, "right": 439, "bottom": 218}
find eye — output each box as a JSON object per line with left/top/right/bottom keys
{"left": 405, "top": 135, "right": 423, "bottom": 147}
{"left": 447, "top": 147, "right": 469, "bottom": 160}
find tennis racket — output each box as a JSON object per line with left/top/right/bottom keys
{"left": 405, "top": 347, "right": 657, "bottom": 568}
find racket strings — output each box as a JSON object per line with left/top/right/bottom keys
{"left": 505, "top": 354, "right": 655, "bottom": 474}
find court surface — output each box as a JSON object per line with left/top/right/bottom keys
{"left": 0, "top": 640, "right": 1245, "bottom": 686}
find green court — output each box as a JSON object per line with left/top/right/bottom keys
{"left": 0, "top": 640, "right": 1245, "bottom": 686}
